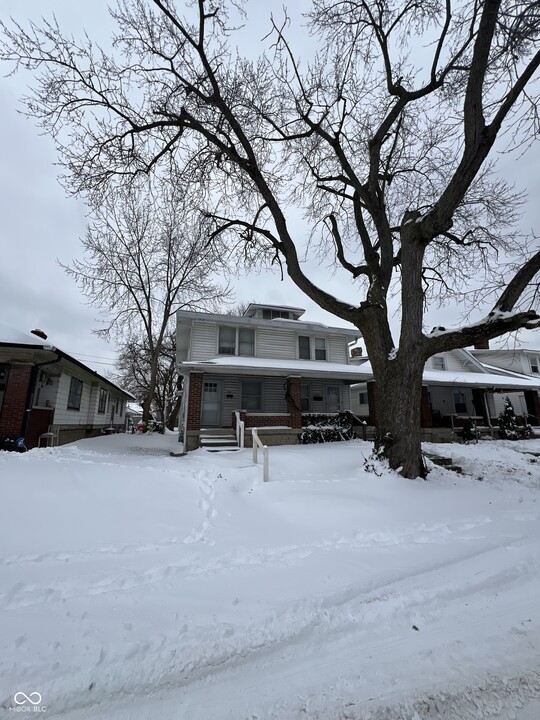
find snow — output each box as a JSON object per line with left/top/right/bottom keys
{"left": 0, "top": 322, "right": 48, "bottom": 347}
{"left": 1, "top": 433, "right": 540, "bottom": 719}
{"left": 181, "top": 356, "right": 374, "bottom": 379}
{"left": 351, "top": 362, "right": 540, "bottom": 389}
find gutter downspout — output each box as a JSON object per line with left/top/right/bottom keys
{"left": 21, "top": 349, "right": 61, "bottom": 443}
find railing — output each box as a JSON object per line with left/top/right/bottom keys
{"left": 234, "top": 411, "right": 245, "bottom": 449}
{"left": 252, "top": 428, "right": 269, "bottom": 482}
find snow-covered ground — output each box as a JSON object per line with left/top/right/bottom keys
{"left": 1, "top": 433, "right": 539, "bottom": 719}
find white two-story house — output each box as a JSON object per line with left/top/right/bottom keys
{"left": 176, "top": 303, "right": 372, "bottom": 450}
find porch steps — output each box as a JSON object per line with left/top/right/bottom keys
{"left": 425, "top": 453, "right": 463, "bottom": 474}
{"left": 200, "top": 432, "right": 239, "bottom": 452}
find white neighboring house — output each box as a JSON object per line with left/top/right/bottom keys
{"left": 0, "top": 324, "right": 134, "bottom": 448}
{"left": 351, "top": 348, "right": 540, "bottom": 438}
{"left": 470, "top": 346, "right": 540, "bottom": 424}
{"left": 176, "top": 303, "right": 371, "bottom": 450}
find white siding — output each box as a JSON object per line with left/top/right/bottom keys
{"left": 53, "top": 372, "right": 93, "bottom": 426}
{"left": 474, "top": 351, "right": 530, "bottom": 375}
{"left": 492, "top": 392, "right": 527, "bottom": 418}
{"left": 432, "top": 351, "right": 473, "bottom": 373}
{"left": 328, "top": 335, "right": 349, "bottom": 364}
{"left": 256, "top": 328, "right": 296, "bottom": 359}
{"left": 191, "top": 322, "right": 218, "bottom": 360}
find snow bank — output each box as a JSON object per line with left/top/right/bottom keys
{"left": 1, "top": 434, "right": 539, "bottom": 719}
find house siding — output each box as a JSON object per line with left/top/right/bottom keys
{"left": 256, "top": 327, "right": 296, "bottom": 359}
{"left": 191, "top": 321, "right": 219, "bottom": 360}
{"left": 53, "top": 372, "right": 93, "bottom": 426}
{"left": 328, "top": 335, "right": 349, "bottom": 364}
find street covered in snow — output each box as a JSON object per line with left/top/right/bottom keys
{"left": 1, "top": 433, "right": 539, "bottom": 719}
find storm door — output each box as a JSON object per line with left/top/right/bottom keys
{"left": 201, "top": 379, "right": 222, "bottom": 426}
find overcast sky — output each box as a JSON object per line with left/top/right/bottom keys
{"left": 0, "top": 0, "right": 538, "bottom": 375}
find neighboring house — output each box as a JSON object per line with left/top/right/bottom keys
{"left": 176, "top": 303, "right": 371, "bottom": 450}
{"left": 0, "top": 324, "right": 134, "bottom": 449}
{"left": 470, "top": 345, "right": 540, "bottom": 424}
{"left": 351, "top": 348, "right": 540, "bottom": 439}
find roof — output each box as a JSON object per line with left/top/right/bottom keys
{"left": 350, "top": 361, "right": 540, "bottom": 390}
{"left": 176, "top": 308, "right": 359, "bottom": 339}
{"left": 179, "top": 356, "right": 373, "bottom": 381}
{"left": 0, "top": 323, "right": 134, "bottom": 400}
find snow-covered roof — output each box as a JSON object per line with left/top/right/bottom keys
{"left": 351, "top": 361, "right": 540, "bottom": 390}
{"left": 0, "top": 323, "right": 52, "bottom": 348}
{"left": 180, "top": 356, "right": 373, "bottom": 380}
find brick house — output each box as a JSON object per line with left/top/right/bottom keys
{"left": 0, "top": 324, "right": 134, "bottom": 449}
{"left": 176, "top": 303, "right": 372, "bottom": 450}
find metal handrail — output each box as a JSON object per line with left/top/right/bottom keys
{"left": 251, "top": 428, "right": 269, "bottom": 482}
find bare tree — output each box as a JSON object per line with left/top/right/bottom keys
{"left": 2, "top": 0, "right": 540, "bottom": 476}
{"left": 116, "top": 332, "right": 181, "bottom": 430}
{"left": 62, "top": 177, "right": 230, "bottom": 423}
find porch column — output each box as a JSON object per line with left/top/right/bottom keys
{"left": 420, "top": 386, "right": 432, "bottom": 428}
{"left": 367, "top": 381, "right": 378, "bottom": 426}
{"left": 186, "top": 372, "right": 203, "bottom": 431}
{"left": 472, "top": 388, "right": 489, "bottom": 424}
{"left": 0, "top": 364, "right": 33, "bottom": 438}
{"left": 286, "top": 376, "right": 302, "bottom": 429}
{"left": 524, "top": 390, "right": 540, "bottom": 425}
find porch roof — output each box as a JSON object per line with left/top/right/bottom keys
{"left": 179, "top": 356, "right": 373, "bottom": 381}
{"left": 351, "top": 361, "right": 540, "bottom": 391}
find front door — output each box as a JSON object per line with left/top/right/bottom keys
{"left": 201, "top": 379, "right": 222, "bottom": 426}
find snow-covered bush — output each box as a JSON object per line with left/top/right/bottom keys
{"left": 498, "top": 397, "right": 518, "bottom": 440}
{"left": 299, "top": 412, "right": 355, "bottom": 444}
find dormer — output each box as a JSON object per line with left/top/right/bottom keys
{"left": 242, "top": 303, "right": 305, "bottom": 321}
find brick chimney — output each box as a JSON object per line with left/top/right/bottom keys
{"left": 474, "top": 339, "right": 490, "bottom": 350}
{"left": 31, "top": 329, "right": 48, "bottom": 340}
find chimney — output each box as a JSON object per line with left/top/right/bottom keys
{"left": 474, "top": 339, "right": 490, "bottom": 350}
{"left": 351, "top": 347, "right": 363, "bottom": 358}
{"left": 31, "top": 329, "right": 48, "bottom": 340}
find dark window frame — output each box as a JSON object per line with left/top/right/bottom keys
{"left": 67, "top": 377, "right": 84, "bottom": 411}
{"left": 241, "top": 380, "right": 263, "bottom": 412}
{"left": 98, "top": 388, "right": 108, "bottom": 414}
{"left": 218, "top": 326, "right": 255, "bottom": 357}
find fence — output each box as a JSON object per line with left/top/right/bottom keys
{"left": 252, "top": 428, "right": 269, "bottom": 482}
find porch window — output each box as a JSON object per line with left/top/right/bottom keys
{"left": 326, "top": 385, "right": 341, "bottom": 413}
{"left": 298, "top": 336, "right": 310, "bottom": 360}
{"left": 241, "top": 381, "right": 262, "bottom": 411}
{"left": 300, "top": 383, "right": 311, "bottom": 411}
{"left": 67, "top": 377, "right": 83, "bottom": 410}
{"left": 98, "top": 388, "right": 108, "bottom": 414}
{"left": 453, "top": 391, "right": 467, "bottom": 414}
{"left": 314, "top": 338, "right": 327, "bottom": 361}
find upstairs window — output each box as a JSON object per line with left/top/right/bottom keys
{"left": 530, "top": 355, "right": 539, "bottom": 374}
{"left": 262, "top": 309, "right": 291, "bottom": 319}
{"left": 98, "top": 388, "right": 108, "bottom": 414}
{"left": 67, "top": 377, "right": 83, "bottom": 410}
{"left": 298, "top": 336, "right": 327, "bottom": 361}
{"left": 433, "top": 356, "right": 446, "bottom": 370}
{"left": 218, "top": 327, "right": 255, "bottom": 356}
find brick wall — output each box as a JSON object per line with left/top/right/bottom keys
{"left": 0, "top": 364, "right": 33, "bottom": 438}
{"left": 186, "top": 373, "right": 203, "bottom": 431}
{"left": 286, "top": 376, "right": 302, "bottom": 429}
{"left": 243, "top": 414, "right": 291, "bottom": 428}
{"left": 25, "top": 407, "right": 55, "bottom": 449}
{"left": 367, "top": 381, "right": 378, "bottom": 426}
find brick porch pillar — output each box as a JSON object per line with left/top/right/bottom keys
{"left": 367, "top": 381, "right": 378, "bottom": 426}
{"left": 0, "top": 364, "right": 33, "bottom": 438}
{"left": 420, "top": 386, "right": 433, "bottom": 428}
{"left": 186, "top": 373, "right": 203, "bottom": 431}
{"left": 286, "top": 376, "right": 302, "bottom": 429}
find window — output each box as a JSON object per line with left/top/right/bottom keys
{"left": 530, "top": 355, "right": 539, "bottom": 374}
{"left": 98, "top": 388, "right": 108, "bottom": 414}
{"left": 300, "top": 383, "right": 311, "bottom": 412}
{"left": 433, "top": 356, "right": 446, "bottom": 370}
{"left": 298, "top": 336, "right": 311, "bottom": 360}
{"left": 298, "top": 336, "right": 328, "bottom": 361}
{"left": 358, "top": 392, "right": 368, "bottom": 405}
{"left": 453, "top": 391, "right": 467, "bottom": 414}
{"left": 218, "top": 326, "right": 255, "bottom": 356}
{"left": 314, "top": 338, "right": 327, "bottom": 361}
{"left": 218, "top": 326, "right": 236, "bottom": 355}
{"left": 241, "top": 381, "right": 262, "bottom": 411}
{"left": 67, "top": 377, "right": 83, "bottom": 410}
{"left": 116, "top": 397, "right": 123, "bottom": 415}
{"left": 325, "top": 385, "right": 341, "bottom": 413}
{"left": 0, "top": 364, "right": 9, "bottom": 413}
{"left": 262, "top": 309, "right": 291, "bottom": 319}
